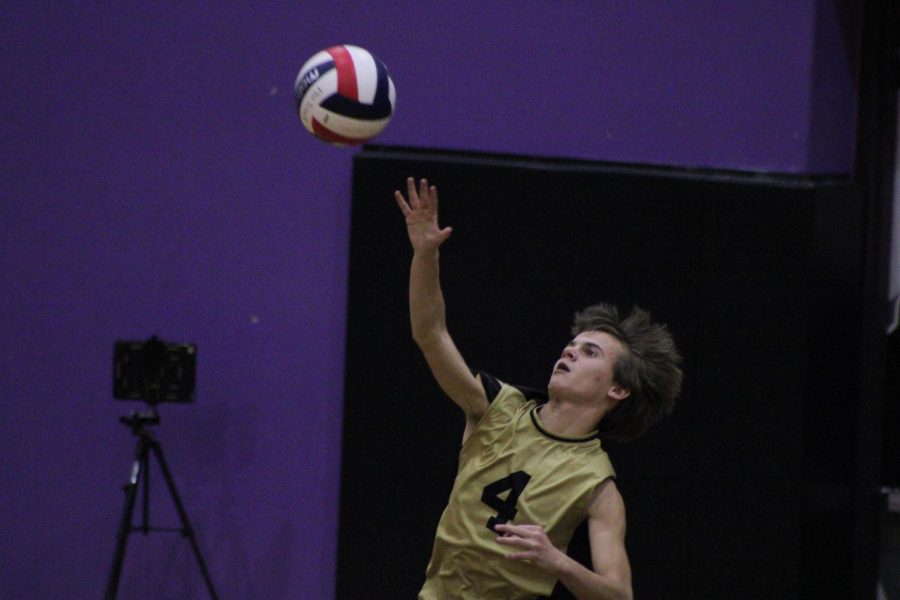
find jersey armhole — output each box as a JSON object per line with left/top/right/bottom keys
{"left": 472, "top": 370, "right": 503, "bottom": 402}
{"left": 472, "top": 370, "right": 549, "bottom": 405}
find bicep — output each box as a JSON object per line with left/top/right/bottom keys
{"left": 586, "top": 479, "right": 632, "bottom": 591}
{"left": 417, "top": 329, "right": 488, "bottom": 419}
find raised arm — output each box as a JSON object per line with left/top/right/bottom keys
{"left": 394, "top": 177, "right": 488, "bottom": 423}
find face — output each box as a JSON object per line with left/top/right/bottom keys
{"left": 548, "top": 330, "right": 629, "bottom": 404}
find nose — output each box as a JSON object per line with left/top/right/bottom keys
{"left": 562, "top": 346, "right": 575, "bottom": 360}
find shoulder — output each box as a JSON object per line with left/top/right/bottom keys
{"left": 588, "top": 478, "right": 626, "bottom": 527}
{"left": 462, "top": 373, "right": 543, "bottom": 444}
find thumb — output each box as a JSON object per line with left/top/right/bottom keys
{"left": 438, "top": 226, "right": 453, "bottom": 243}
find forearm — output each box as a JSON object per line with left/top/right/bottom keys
{"left": 406, "top": 246, "right": 486, "bottom": 416}
{"left": 409, "top": 248, "right": 448, "bottom": 345}
{"left": 553, "top": 555, "right": 632, "bottom": 600}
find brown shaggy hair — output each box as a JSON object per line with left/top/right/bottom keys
{"left": 571, "top": 303, "right": 683, "bottom": 443}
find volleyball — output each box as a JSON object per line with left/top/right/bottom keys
{"left": 294, "top": 45, "right": 396, "bottom": 146}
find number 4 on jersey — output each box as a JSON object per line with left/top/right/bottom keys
{"left": 481, "top": 470, "right": 531, "bottom": 531}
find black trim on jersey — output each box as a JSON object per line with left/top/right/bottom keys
{"left": 474, "top": 370, "right": 606, "bottom": 442}
{"left": 473, "top": 370, "right": 503, "bottom": 402}
{"left": 514, "top": 383, "right": 549, "bottom": 404}
{"left": 529, "top": 407, "right": 599, "bottom": 444}
{"left": 473, "top": 370, "right": 549, "bottom": 405}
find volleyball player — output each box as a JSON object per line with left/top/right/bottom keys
{"left": 395, "top": 177, "right": 682, "bottom": 600}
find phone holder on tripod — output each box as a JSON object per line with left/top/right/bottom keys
{"left": 103, "top": 336, "right": 219, "bottom": 600}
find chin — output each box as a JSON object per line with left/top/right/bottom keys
{"left": 547, "top": 377, "right": 565, "bottom": 395}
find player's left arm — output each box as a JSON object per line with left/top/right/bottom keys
{"left": 495, "top": 478, "right": 632, "bottom": 600}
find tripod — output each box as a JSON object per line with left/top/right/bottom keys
{"left": 104, "top": 408, "right": 219, "bottom": 600}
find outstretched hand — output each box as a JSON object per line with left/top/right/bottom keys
{"left": 495, "top": 523, "right": 566, "bottom": 574}
{"left": 394, "top": 177, "right": 453, "bottom": 253}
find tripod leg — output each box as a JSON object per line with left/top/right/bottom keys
{"left": 104, "top": 436, "right": 150, "bottom": 600}
{"left": 141, "top": 443, "right": 150, "bottom": 534}
{"left": 148, "top": 439, "right": 220, "bottom": 600}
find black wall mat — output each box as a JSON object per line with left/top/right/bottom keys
{"left": 337, "top": 146, "right": 871, "bottom": 599}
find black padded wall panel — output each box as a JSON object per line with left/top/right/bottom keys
{"left": 337, "top": 147, "right": 869, "bottom": 599}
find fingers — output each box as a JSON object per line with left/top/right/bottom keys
{"left": 495, "top": 523, "right": 540, "bottom": 536}
{"left": 495, "top": 524, "right": 543, "bottom": 548}
{"left": 430, "top": 183, "right": 439, "bottom": 213}
{"left": 495, "top": 531, "right": 536, "bottom": 562}
{"left": 394, "top": 177, "right": 426, "bottom": 217}
{"left": 406, "top": 177, "right": 421, "bottom": 209}
{"left": 394, "top": 190, "right": 411, "bottom": 217}
{"left": 419, "top": 177, "right": 429, "bottom": 204}
{"left": 399, "top": 177, "right": 437, "bottom": 209}
{"left": 496, "top": 535, "right": 527, "bottom": 547}
{"left": 495, "top": 524, "right": 552, "bottom": 565}
{"left": 395, "top": 178, "right": 445, "bottom": 234}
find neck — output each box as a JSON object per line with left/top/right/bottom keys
{"left": 540, "top": 396, "right": 607, "bottom": 437}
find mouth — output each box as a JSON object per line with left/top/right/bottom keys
{"left": 553, "top": 362, "right": 570, "bottom": 373}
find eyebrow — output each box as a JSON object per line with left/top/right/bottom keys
{"left": 570, "top": 340, "right": 606, "bottom": 356}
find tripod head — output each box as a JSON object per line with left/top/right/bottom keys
{"left": 119, "top": 408, "right": 161, "bottom": 435}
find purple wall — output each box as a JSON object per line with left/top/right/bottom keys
{"left": 0, "top": 2, "right": 857, "bottom": 598}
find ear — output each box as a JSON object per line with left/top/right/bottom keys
{"left": 607, "top": 384, "right": 631, "bottom": 404}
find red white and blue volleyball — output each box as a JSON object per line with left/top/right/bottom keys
{"left": 294, "top": 45, "right": 396, "bottom": 146}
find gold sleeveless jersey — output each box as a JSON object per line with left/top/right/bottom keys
{"left": 419, "top": 380, "right": 615, "bottom": 599}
